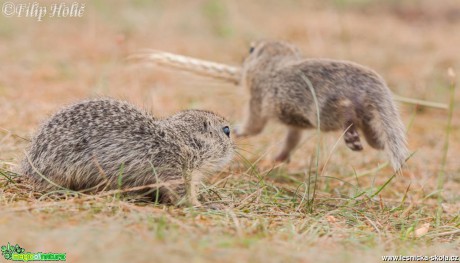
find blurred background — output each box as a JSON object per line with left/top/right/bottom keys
{"left": 0, "top": 0, "right": 459, "bottom": 181}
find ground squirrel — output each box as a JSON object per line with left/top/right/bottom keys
{"left": 20, "top": 98, "right": 234, "bottom": 206}
{"left": 235, "top": 40, "right": 408, "bottom": 170}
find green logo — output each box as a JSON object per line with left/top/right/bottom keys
{"left": 1, "top": 243, "right": 66, "bottom": 262}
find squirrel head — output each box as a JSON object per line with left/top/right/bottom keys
{"left": 166, "top": 110, "right": 234, "bottom": 172}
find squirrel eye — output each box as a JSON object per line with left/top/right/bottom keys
{"left": 249, "top": 46, "right": 255, "bottom": 54}
{"left": 222, "top": 126, "right": 230, "bottom": 137}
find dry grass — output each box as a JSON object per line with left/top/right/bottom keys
{"left": 0, "top": 0, "right": 459, "bottom": 262}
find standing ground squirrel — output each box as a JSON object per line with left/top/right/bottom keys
{"left": 20, "top": 98, "right": 234, "bottom": 206}
{"left": 235, "top": 40, "right": 408, "bottom": 170}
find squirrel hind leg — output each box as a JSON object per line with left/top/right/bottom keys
{"left": 343, "top": 122, "right": 363, "bottom": 151}
{"left": 340, "top": 100, "right": 363, "bottom": 151}
{"left": 361, "top": 114, "right": 385, "bottom": 150}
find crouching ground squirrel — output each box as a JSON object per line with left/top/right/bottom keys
{"left": 235, "top": 40, "right": 408, "bottom": 171}
{"left": 21, "top": 98, "right": 234, "bottom": 206}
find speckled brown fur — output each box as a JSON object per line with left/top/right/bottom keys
{"left": 21, "top": 98, "right": 234, "bottom": 206}
{"left": 236, "top": 40, "right": 408, "bottom": 170}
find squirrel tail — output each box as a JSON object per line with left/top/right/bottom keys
{"left": 372, "top": 95, "right": 409, "bottom": 171}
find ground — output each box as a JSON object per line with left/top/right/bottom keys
{"left": 0, "top": 0, "right": 459, "bottom": 262}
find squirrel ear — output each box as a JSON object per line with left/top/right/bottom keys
{"left": 249, "top": 41, "right": 256, "bottom": 54}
